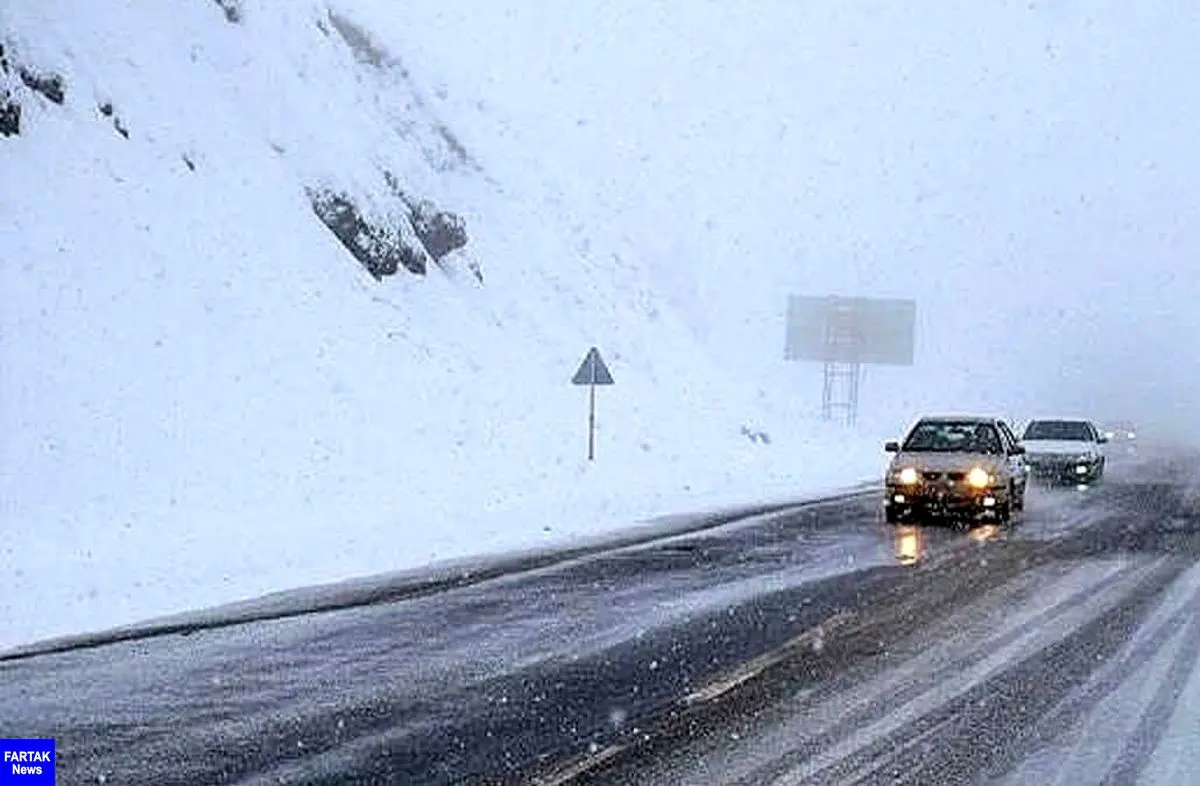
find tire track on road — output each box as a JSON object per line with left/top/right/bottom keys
{"left": 757, "top": 556, "right": 1177, "bottom": 786}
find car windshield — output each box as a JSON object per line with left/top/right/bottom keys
{"left": 902, "top": 421, "right": 1003, "bottom": 454}
{"left": 1023, "top": 420, "right": 1093, "bottom": 441}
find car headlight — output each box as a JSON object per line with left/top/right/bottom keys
{"left": 967, "top": 467, "right": 991, "bottom": 489}
{"left": 898, "top": 467, "right": 919, "bottom": 485}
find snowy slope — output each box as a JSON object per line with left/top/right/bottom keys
{"left": 0, "top": 1, "right": 883, "bottom": 648}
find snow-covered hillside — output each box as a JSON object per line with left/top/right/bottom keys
{"left": 0, "top": 1, "right": 886, "bottom": 648}
{"left": 4, "top": 0, "right": 1199, "bottom": 649}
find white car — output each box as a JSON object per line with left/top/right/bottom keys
{"left": 1020, "top": 418, "right": 1108, "bottom": 485}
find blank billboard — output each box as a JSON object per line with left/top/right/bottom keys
{"left": 785, "top": 295, "right": 916, "bottom": 366}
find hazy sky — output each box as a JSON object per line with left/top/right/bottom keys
{"left": 379, "top": 0, "right": 1200, "bottom": 435}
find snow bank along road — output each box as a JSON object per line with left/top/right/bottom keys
{"left": 2, "top": 454, "right": 1198, "bottom": 785}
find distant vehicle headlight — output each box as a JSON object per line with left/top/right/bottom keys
{"left": 1128, "top": 431, "right": 1136, "bottom": 439}
{"left": 967, "top": 467, "right": 991, "bottom": 489}
{"left": 898, "top": 467, "right": 920, "bottom": 485}
{"left": 1105, "top": 431, "right": 1115, "bottom": 440}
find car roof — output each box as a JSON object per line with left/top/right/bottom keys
{"left": 1024, "top": 416, "right": 1094, "bottom": 424}
{"left": 914, "top": 414, "right": 1002, "bottom": 424}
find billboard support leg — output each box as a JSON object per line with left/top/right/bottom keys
{"left": 848, "top": 361, "right": 860, "bottom": 426}
{"left": 821, "top": 360, "right": 860, "bottom": 426}
{"left": 822, "top": 360, "right": 835, "bottom": 421}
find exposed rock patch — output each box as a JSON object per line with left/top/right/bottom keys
{"left": 213, "top": 0, "right": 242, "bottom": 23}
{"left": 326, "top": 11, "right": 392, "bottom": 69}
{"left": 0, "top": 93, "right": 19, "bottom": 137}
{"left": 98, "top": 101, "right": 129, "bottom": 138}
{"left": 382, "top": 171, "right": 479, "bottom": 282}
{"left": 308, "top": 177, "right": 478, "bottom": 283}
{"left": 431, "top": 124, "right": 477, "bottom": 172}
{"left": 740, "top": 425, "right": 772, "bottom": 445}
{"left": 408, "top": 199, "right": 468, "bottom": 262}
{"left": 309, "top": 189, "right": 428, "bottom": 279}
{"left": 19, "top": 67, "right": 64, "bottom": 104}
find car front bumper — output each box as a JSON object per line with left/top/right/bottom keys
{"left": 884, "top": 483, "right": 1009, "bottom": 519}
{"left": 1027, "top": 456, "right": 1102, "bottom": 484}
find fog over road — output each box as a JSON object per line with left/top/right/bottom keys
{"left": 3, "top": 452, "right": 1198, "bottom": 786}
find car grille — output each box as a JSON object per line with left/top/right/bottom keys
{"left": 1029, "top": 455, "right": 1082, "bottom": 467}
{"left": 922, "top": 471, "right": 966, "bottom": 482}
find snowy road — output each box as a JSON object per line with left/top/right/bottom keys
{"left": 2, "top": 455, "right": 1199, "bottom": 785}
{"left": 561, "top": 457, "right": 1200, "bottom": 786}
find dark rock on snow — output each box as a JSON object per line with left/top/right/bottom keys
{"left": 0, "top": 93, "right": 19, "bottom": 137}
{"left": 309, "top": 190, "right": 428, "bottom": 279}
{"left": 213, "top": 0, "right": 242, "bottom": 24}
{"left": 19, "top": 67, "right": 65, "bottom": 104}
{"left": 408, "top": 199, "right": 468, "bottom": 261}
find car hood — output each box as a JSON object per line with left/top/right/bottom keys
{"left": 1023, "top": 439, "right": 1099, "bottom": 457}
{"left": 891, "top": 452, "right": 1005, "bottom": 473}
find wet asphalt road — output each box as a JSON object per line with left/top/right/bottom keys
{"left": 2, "top": 452, "right": 1199, "bottom": 785}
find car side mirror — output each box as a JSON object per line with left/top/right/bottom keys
{"left": 1097, "top": 435, "right": 1108, "bottom": 444}
{"left": 1011, "top": 444, "right": 1026, "bottom": 455}
{"left": 884, "top": 440, "right": 900, "bottom": 453}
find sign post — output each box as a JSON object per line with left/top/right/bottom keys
{"left": 571, "top": 346, "right": 615, "bottom": 460}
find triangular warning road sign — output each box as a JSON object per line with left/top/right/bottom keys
{"left": 571, "top": 346, "right": 614, "bottom": 385}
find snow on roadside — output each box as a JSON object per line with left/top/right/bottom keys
{"left": 1, "top": 436, "right": 883, "bottom": 650}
